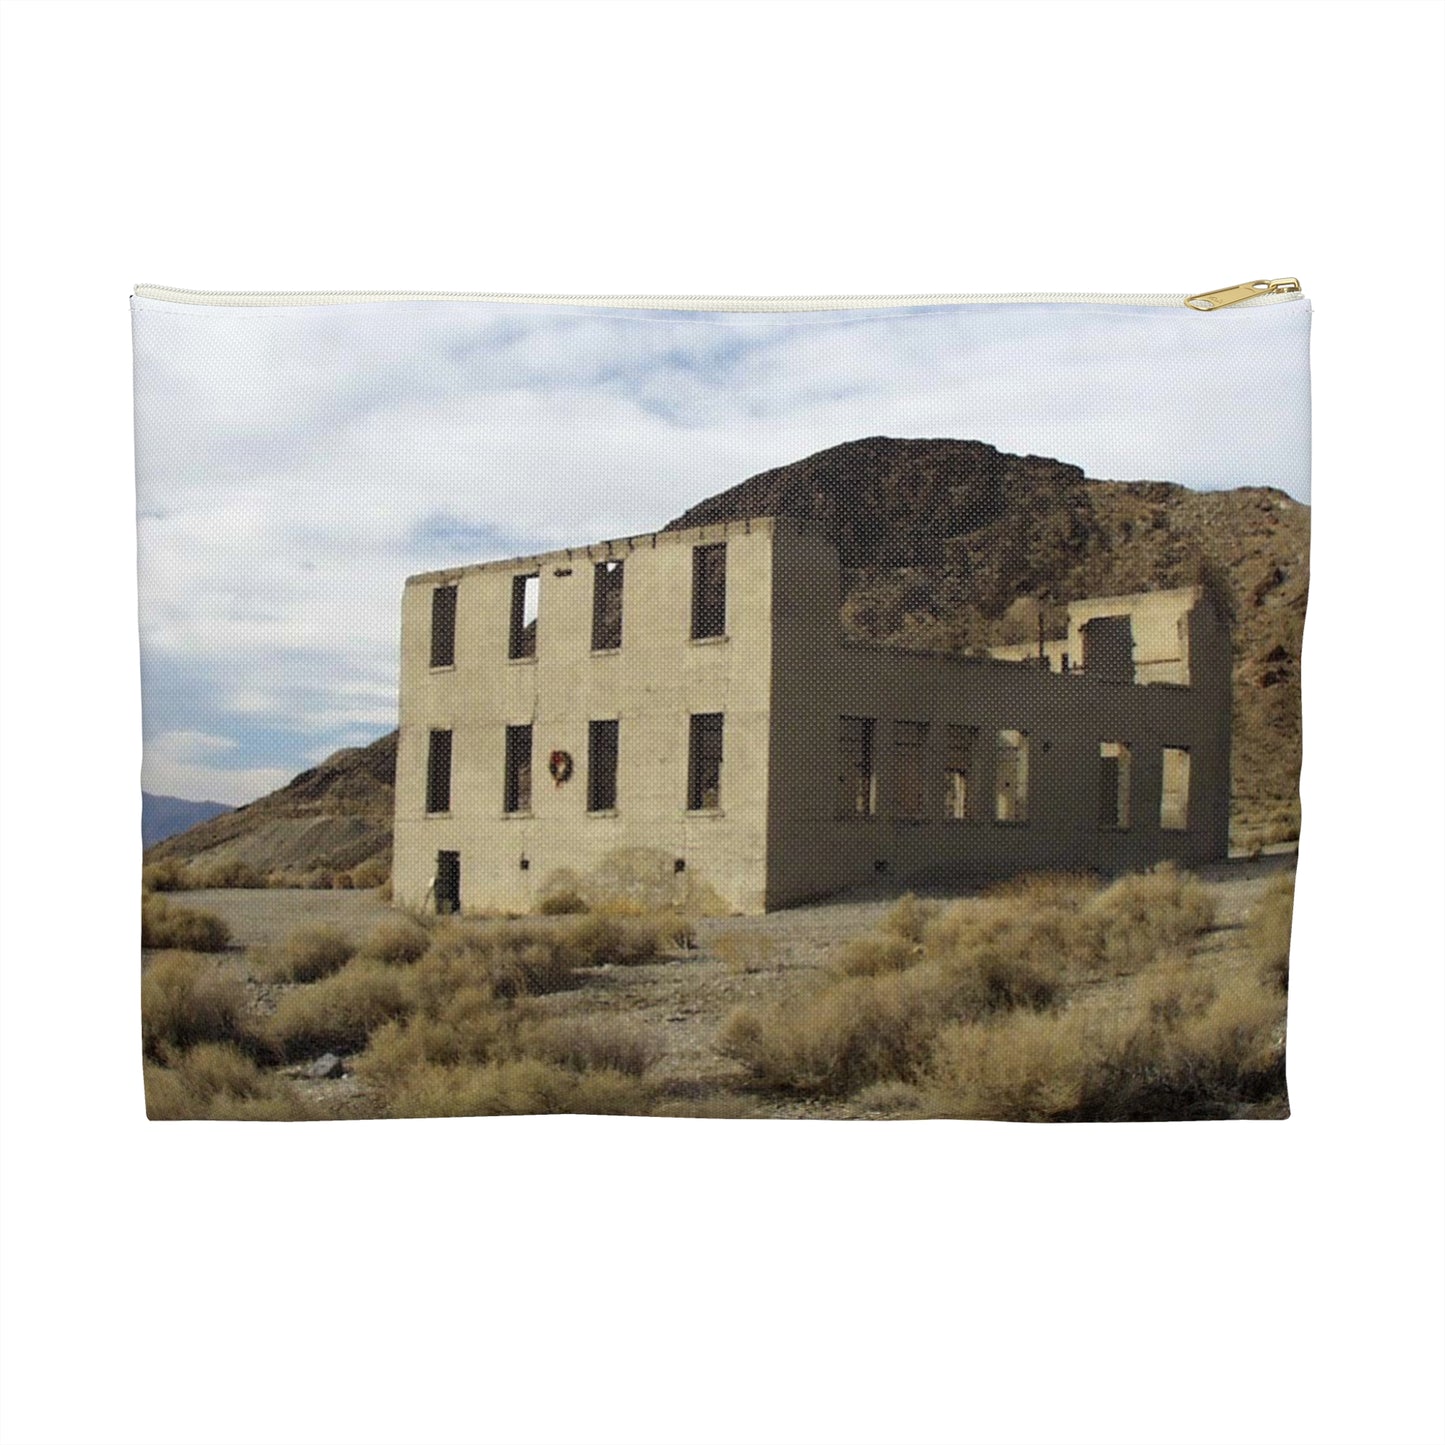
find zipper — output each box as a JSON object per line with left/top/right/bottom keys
{"left": 133, "top": 279, "right": 1304, "bottom": 313}
{"left": 1184, "top": 277, "right": 1302, "bottom": 312}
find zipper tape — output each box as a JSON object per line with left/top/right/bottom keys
{"left": 133, "top": 282, "right": 1305, "bottom": 313}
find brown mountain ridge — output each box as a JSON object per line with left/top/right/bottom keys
{"left": 147, "top": 437, "right": 1306, "bottom": 878}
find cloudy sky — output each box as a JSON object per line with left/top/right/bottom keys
{"left": 133, "top": 295, "right": 1312, "bottom": 805}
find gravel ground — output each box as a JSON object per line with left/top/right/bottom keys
{"left": 147, "top": 850, "right": 1297, "bottom": 1120}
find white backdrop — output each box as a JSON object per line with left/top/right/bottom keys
{"left": 1, "top": 4, "right": 1442, "bottom": 1444}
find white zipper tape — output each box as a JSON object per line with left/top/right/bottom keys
{"left": 132, "top": 285, "right": 1307, "bottom": 313}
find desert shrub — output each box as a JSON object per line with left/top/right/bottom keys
{"left": 356, "top": 965, "right": 538, "bottom": 1083}
{"left": 144, "top": 1043, "right": 315, "bottom": 1121}
{"left": 1071, "top": 975, "right": 1285, "bottom": 1121}
{"left": 538, "top": 889, "right": 590, "bottom": 916}
{"left": 141, "top": 860, "right": 188, "bottom": 893}
{"left": 924, "top": 899, "right": 1103, "bottom": 983}
{"left": 834, "top": 933, "right": 920, "bottom": 977}
{"left": 882, "top": 893, "right": 938, "bottom": 944}
{"left": 422, "top": 920, "right": 580, "bottom": 997}
{"left": 351, "top": 857, "right": 391, "bottom": 891}
{"left": 725, "top": 890, "right": 1100, "bottom": 1096}
{"left": 1083, "top": 863, "right": 1216, "bottom": 971}
{"left": 924, "top": 1009, "right": 1095, "bottom": 1121}
{"left": 266, "top": 959, "right": 412, "bottom": 1059}
{"left": 984, "top": 871, "right": 1099, "bottom": 911}
{"left": 721, "top": 967, "right": 953, "bottom": 1095}
{"left": 253, "top": 925, "right": 356, "bottom": 983}
{"left": 523, "top": 1016, "right": 658, "bottom": 1076}
{"left": 1139, "top": 956, "right": 1218, "bottom": 1027}
{"left": 141, "top": 895, "right": 231, "bottom": 952}
{"left": 382, "top": 1058, "right": 650, "bottom": 1119}
{"left": 1249, "top": 873, "right": 1295, "bottom": 992}
{"left": 141, "top": 951, "right": 252, "bottom": 1059}
{"left": 189, "top": 858, "right": 265, "bottom": 889}
{"left": 363, "top": 918, "right": 431, "bottom": 965}
{"left": 922, "top": 972, "right": 1285, "bottom": 1122}
{"left": 565, "top": 913, "right": 668, "bottom": 968}
{"left": 725, "top": 889, "right": 1083, "bottom": 1095}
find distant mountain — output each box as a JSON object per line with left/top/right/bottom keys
{"left": 147, "top": 437, "right": 1306, "bottom": 878}
{"left": 141, "top": 793, "right": 233, "bottom": 849}
{"left": 668, "top": 437, "right": 1307, "bottom": 843}
{"left": 143, "top": 732, "right": 396, "bottom": 881}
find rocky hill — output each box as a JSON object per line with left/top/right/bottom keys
{"left": 144, "top": 731, "right": 395, "bottom": 881}
{"left": 668, "top": 437, "right": 1307, "bottom": 844}
{"left": 148, "top": 437, "right": 1306, "bottom": 877}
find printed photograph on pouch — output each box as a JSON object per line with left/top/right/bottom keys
{"left": 134, "top": 291, "right": 1310, "bottom": 1122}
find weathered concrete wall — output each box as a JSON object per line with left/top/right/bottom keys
{"left": 394, "top": 520, "right": 778, "bottom": 915}
{"left": 764, "top": 546, "right": 1232, "bottom": 908}
{"left": 987, "top": 587, "right": 1199, "bottom": 684}
{"left": 1067, "top": 587, "right": 1199, "bottom": 684}
{"left": 397, "top": 518, "right": 1232, "bottom": 916}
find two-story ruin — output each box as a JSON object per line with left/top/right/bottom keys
{"left": 393, "top": 515, "right": 1231, "bottom": 914}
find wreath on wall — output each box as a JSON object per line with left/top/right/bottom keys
{"left": 548, "top": 749, "right": 573, "bottom": 785}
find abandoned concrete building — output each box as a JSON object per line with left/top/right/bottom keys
{"left": 393, "top": 515, "right": 1231, "bottom": 915}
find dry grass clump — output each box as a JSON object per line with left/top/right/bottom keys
{"left": 382, "top": 1058, "right": 651, "bottom": 1119}
{"left": 882, "top": 892, "right": 939, "bottom": 944}
{"left": 721, "top": 966, "right": 955, "bottom": 1095}
{"left": 1082, "top": 862, "right": 1216, "bottom": 971}
{"left": 141, "top": 859, "right": 265, "bottom": 891}
{"left": 356, "top": 967, "right": 532, "bottom": 1091}
{"left": 353, "top": 925, "right": 666, "bottom": 1115}
{"left": 566, "top": 913, "right": 670, "bottom": 967}
{"left": 522, "top": 1016, "right": 658, "bottom": 1076}
{"left": 252, "top": 924, "right": 356, "bottom": 983}
{"left": 142, "top": 951, "right": 253, "bottom": 1059}
{"left": 188, "top": 858, "right": 266, "bottom": 889}
{"left": 538, "top": 889, "right": 590, "bottom": 915}
{"left": 422, "top": 920, "right": 581, "bottom": 997}
{"left": 983, "top": 871, "right": 1099, "bottom": 911}
{"left": 141, "top": 860, "right": 188, "bottom": 892}
{"left": 144, "top": 1043, "right": 315, "bottom": 1121}
{"left": 141, "top": 895, "right": 231, "bottom": 952}
{"left": 363, "top": 917, "right": 432, "bottom": 965}
{"left": 723, "top": 898, "right": 1079, "bottom": 1096}
{"left": 352, "top": 930, "right": 557, "bottom": 1103}
{"left": 923, "top": 897, "right": 1103, "bottom": 983}
{"left": 921, "top": 969, "right": 1285, "bottom": 1122}
{"left": 923, "top": 1009, "right": 1095, "bottom": 1121}
{"left": 350, "top": 857, "right": 391, "bottom": 891}
{"left": 1249, "top": 872, "right": 1295, "bottom": 992}
{"left": 834, "top": 933, "right": 920, "bottom": 977}
{"left": 266, "top": 959, "right": 412, "bottom": 1060}
{"left": 726, "top": 864, "right": 1243, "bottom": 1115}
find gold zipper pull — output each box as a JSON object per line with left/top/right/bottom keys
{"left": 1185, "top": 277, "right": 1302, "bottom": 311}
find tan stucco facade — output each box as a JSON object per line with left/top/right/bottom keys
{"left": 394, "top": 516, "right": 1231, "bottom": 915}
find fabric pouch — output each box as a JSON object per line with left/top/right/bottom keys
{"left": 133, "top": 280, "right": 1310, "bottom": 1122}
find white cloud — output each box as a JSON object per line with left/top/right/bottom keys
{"left": 133, "top": 296, "right": 1312, "bottom": 803}
{"left": 140, "top": 731, "right": 292, "bottom": 807}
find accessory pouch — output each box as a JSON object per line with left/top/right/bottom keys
{"left": 133, "top": 281, "right": 1309, "bottom": 1122}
